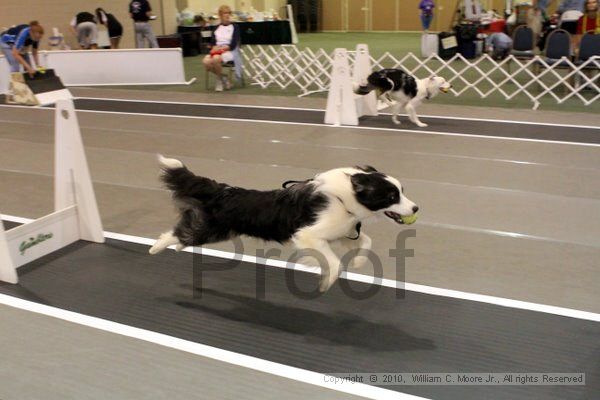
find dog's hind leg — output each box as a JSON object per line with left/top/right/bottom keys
{"left": 391, "top": 101, "right": 404, "bottom": 125}
{"left": 292, "top": 231, "right": 342, "bottom": 292}
{"left": 339, "top": 233, "right": 372, "bottom": 270}
{"left": 149, "top": 230, "right": 183, "bottom": 254}
{"left": 406, "top": 102, "right": 428, "bottom": 128}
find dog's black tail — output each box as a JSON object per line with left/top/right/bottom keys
{"left": 354, "top": 71, "right": 394, "bottom": 96}
{"left": 353, "top": 81, "right": 376, "bottom": 95}
{"left": 157, "top": 155, "right": 223, "bottom": 203}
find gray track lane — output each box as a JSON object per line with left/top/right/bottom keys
{"left": 64, "top": 98, "right": 600, "bottom": 144}
{"left": 0, "top": 305, "right": 364, "bottom": 400}
{"left": 0, "top": 223, "right": 598, "bottom": 400}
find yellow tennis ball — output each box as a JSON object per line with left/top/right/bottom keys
{"left": 401, "top": 214, "right": 418, "bottom": 225}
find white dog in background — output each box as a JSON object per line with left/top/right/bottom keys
{"left": 355, "top": 68, "right": 452, "bottom": 127}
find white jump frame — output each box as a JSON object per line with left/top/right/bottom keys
{"left": 324, "top": 44, "right": 377, "bottom": 126}
{"left": 0, "top": 99, "right": 104, "bottom": 284}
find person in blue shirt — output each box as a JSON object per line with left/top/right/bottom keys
{"left": 486, "top": 32, "right": 513, "bottom": 60}
{"left": 0, "top": 21, "right": 44, "bottom": 76}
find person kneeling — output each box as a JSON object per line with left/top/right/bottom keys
{"left": 203, "top": 5, "right": 240, "bottom": 91}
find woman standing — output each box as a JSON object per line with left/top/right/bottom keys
{"left": 419, "top": 0, "right": 436, "bottom": 32}
{"left": 0, "top": 21, "right": 44, "bottom": 76}
{"left": 96, "top": 8, "right": 123, "bottom": 49}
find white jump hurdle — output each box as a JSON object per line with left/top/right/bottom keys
{"left": 0, "top": 99, "right": 104, "bottom": 284}
{"left": 324, "top": 44, "right": 377, "bottom": 126}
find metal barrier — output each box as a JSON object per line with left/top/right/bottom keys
{"left": 241, "top": 45, "right": 599, "bottom": 109}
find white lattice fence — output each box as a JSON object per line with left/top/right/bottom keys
{"left": 241, "top": 45, "right": 599, "bottom": 109}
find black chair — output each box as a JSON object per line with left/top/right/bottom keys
{"left": 574, "top": 32, "right": 600, "bottom": 90}
{"left": 535, "top": 29, "right": 572, "bottom": 71}
{"left": 511, "top": 25, "right": 535, "bottom": 59}
{"left": 534, "top": 29, "right": 573, "bottom": 93}
{"left": 577, "top": 32, "right": 600, "bottom": 65}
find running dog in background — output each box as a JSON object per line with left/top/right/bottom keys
{"left": 149, "top": 156, "right": 419, "bottom": 292}
{"left": 354, "top": 68, "right": 452, "bottom": 128}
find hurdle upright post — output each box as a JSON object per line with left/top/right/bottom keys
{"left": 324, "top": 48, "right": 358, "bottom": 126}
{"left": 54, "top": 99, "right": 104, "bottom": 242}
{"left": 352, "top": 44, "right": 378, "bottom": 117}
{"left": 0, "top": 99, "right": 104, "bottom": 284}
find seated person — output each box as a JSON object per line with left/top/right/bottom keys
{"left": 486, "top": 31, "right": 514, "bottom": 60}
{"left": 558, "top": 0, "right": 585, "bottom": 33}
{"left": 538, "top": 12, "right": 560, "bottom": 50}
{"left": 203, "top": 5, "right": 241, "bottom": 92}
{"left": 576, "top": 0, "right": 599, "bottom": 34}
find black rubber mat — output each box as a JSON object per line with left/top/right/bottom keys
{"left": 68, "top": 98, "right": 600, "bottom": 144}
{"left": 23, "top": 69, "right": 66, "bottom": 94}
{"left": 0, "top": 226, "right": 598, "bottom": 400}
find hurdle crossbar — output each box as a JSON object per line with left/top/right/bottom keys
{"left": 0, "top": 99, "right": 104, "bottom": 284}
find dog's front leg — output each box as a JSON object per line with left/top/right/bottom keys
{"left": 405, "top": 102, "right": 428, "bottom": 127}
{"left": 391, "top": 101, "right": 403, "bottom": 125}
{"left": 292, "top": 232, "right": 342, "bottom": 292}
{"left": 339, "top": 233, "right": 372, "bottom": 270}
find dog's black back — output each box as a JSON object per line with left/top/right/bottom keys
{"left": 355, "top": 68, "right": 418, "bottom": 98}
{"left": 162, "top": 166, "right": 329, "bottom": 245}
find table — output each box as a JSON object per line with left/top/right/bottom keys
{"left": 236, "top": 21, "right": 292, "bottom": 45}
{"left": 177, "top": 20, "right": 292, "bottom": 56}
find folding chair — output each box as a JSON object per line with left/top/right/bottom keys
{"left": 534, "top": 29, "right": 572, "bottom": 91}
{"left": 508, "top": 25, "right": 535, "bottom": 72}
{"left": 574, "top": 32, "right": 600, "bottom": 89}
{"left": 511, "top": 25, "right": 535, "bottom": 59}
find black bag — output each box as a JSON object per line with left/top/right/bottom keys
{"left": 438, "top": 32, "right": 458, "bottom": 59}
{"left": 455, "top": 23, "right": 479, "bottom": 42}
{"left": 458, "top": 41, "right": 477, "bottom": 59}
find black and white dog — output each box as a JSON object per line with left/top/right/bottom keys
{"left": 355, "top": 68, "right": 452, "bottom": 127}
{"left": 149, "top": 155, "right": 419, "bottom": 292}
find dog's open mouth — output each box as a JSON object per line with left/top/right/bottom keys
{"left": 440, "top": 87, "right": 450, "bottom": 93}
{"left": 384, "top": 211, "right": 405, "bottom": 224}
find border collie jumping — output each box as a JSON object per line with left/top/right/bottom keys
{"left": 149, "top": 155, "right": 419, "bottom": 292}
{"left": 354, "top": 68, "right": 452, "bottom": 128}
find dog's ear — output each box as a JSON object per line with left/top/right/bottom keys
{"left": 350, "top": 173, "right": 374, "bottom": 195}
{"left": 355, "top": 165, "right": 378, "bottom": 173}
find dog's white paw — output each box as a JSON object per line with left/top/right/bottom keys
{"left": 149, "top": 244, "right": 164, "bottom": 255}
{"left": 348, "top": 255, "right": 369, "bottom": 270}
{"left": 175, "top": 244, "right": 186, "bottom": 252}
{"left": 416, "top": 122, "right": 428, "bottom": 128}
{"left": 319, "top": 275, "right": 336, "bottom": 292}
{"left": 392, "top": 117, "right": 401, "bottom": 125}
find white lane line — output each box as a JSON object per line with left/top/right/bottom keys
{"left": 2, "top": 118, "right": 599, "bottom": 173}
{"left": 2, "top": 214, "right": 599, "bottom": 322}
{"left": 71, "top": 96, "right": 600, "bottom": 130}
{"left": 0, "top": 294, "right": 424, "bottom": 400}
{"left": 0, "top": 103, "right": 598, "bottom": 147}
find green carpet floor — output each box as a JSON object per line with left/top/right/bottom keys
{"left": 103, "top": 32, "right": 598, "bottom": 114}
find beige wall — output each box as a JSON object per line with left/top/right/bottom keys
{"left": 183, "top": 0, "right": 286, "bottom": 14}
{"left": 0, "top": 0, "right": 180, "bottom": 49}
{"left": 322, "top": 0, "right": 554, "bottom": 32}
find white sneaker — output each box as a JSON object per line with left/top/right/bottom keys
{"left": 222, "top": 76, "right": 232, "bottom": 90}
{"left": 215, "top": 79, "right": 223, "bottom": 92}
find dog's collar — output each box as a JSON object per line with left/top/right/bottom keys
{"left": 425, "top": 88, "right": 432, "bottom": 100}
{"left": 335, "top": 195, "right": 355, "bottom": 216}
{"left": 334, "top": 196, "right": 363, "bottom": 240}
